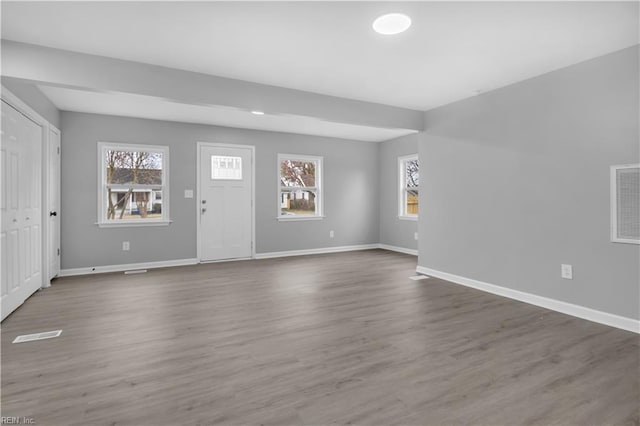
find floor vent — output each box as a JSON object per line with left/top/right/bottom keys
{"left": 124, "top": 269, "right": 147, "bottom": 275}
{"left": 12, "top": 330, "right": 62, "bottom": 343}
{"left": 409, "top": 275, "right": 430, "bottom": 281}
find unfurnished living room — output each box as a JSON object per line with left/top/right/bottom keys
{"left": 1, "top": 1, "right": 639, "bottom": 425}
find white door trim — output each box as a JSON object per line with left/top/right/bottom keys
{"left": 1, "top": 86, "right": 53, "bottom": 290}
{"left": 196, "top": 142, "right": 256, "bottom": 262}
{"left": 46, "top": 123, "right": 61, "bottom": 283}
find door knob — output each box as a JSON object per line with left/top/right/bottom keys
{"left": 201, "top": 207, "right": 207, "bottom": 214}
{"left": 49, "top": 211, "right": 57, "bottom": 217}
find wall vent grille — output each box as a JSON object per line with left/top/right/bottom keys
{"left": 611, "top": 164, "right": 640, "bottom": 244}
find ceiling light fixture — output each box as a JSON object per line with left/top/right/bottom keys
{"left": 373, "top": 13, "right": 412, "bottom": 35}
{"left": 251, "top": 110, "right": 265, "bottom": 115}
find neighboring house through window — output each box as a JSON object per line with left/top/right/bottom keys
{"left": 98, "top": 142, "right": 170, "bottom": 227}
{"left": 399, "top": 154, "right": 419, "bottom": 219}
{"left": 278, "top": 154, "right": 323, "bottom": 220}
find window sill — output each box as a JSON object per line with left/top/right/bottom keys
{"left": 277, "top": 216, "right": 325, "bottom": 222}
{"left": 398, "top": 215, "right": 418, "bottom": 221}
{"left": 97, "top": 220, "right": 172, "bottom": 228}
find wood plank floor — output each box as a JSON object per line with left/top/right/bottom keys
{"left": 1, "top": 250, "right": 638, "bottom": 426}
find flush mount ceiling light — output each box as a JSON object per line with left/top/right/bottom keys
{"left": 373, "top": 13, "right": 412, "bottom": 35}
{"left": 251, "top": 110, "right": 265, "bottom": 115}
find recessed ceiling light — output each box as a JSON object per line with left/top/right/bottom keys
{"left": 251, "top": 110, "right": 265, "bottom": 115}
{"left": 373, "top": 13, "right": 412, "bottom": 35}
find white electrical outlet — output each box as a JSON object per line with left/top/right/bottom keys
{"left": 122, "top": 241, "right": 130, "bottom": 251}
{"left": 329, "top": 230, "right": 334, "bottom": 238}
{"left": 414, "top": 232, "right": 418, "bottom": 240}
{"left": 561, "top": 264, "right": 572, "bottom": 280}
{"left": 184, "top": 189, "right": 194, "bottom": 199}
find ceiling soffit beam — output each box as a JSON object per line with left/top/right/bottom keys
{"left": 1, "top": 40, "right": 424, "bottom": 132}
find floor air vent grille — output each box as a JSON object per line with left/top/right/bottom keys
{"left": 13, "top": 330, "right": 62, "bottom": 343}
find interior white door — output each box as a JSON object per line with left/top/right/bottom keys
{"left": 48, "top": 126, "right": 61, "bottom": 280}
{"left": 1, "top": 100, "right": 43, "bottom": 321}
{"left": 199, "top": 145, "right": 253, "bottom": 261}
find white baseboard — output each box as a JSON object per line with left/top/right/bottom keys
{"left": 378, "top": 244, "right": 418, "bottom": 256}
{"left": 58, "top": 243, "right": 408, "bottom": 275}
{"left": 255, "top": 244, "right": 379, "bottom": 259}
{"left": 416, "top": 266, "right": 640, "bottom": 334}
{"left": 59, "top": 258, "right": 199, "bottom": 277}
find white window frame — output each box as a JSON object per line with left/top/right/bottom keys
{"left": 277, "top": 154, "right": 324, "bottom": 221}
{"left": 610, "top": 163, "right": 640, "bottom": 244}
{"left": 398, "top": 154, "right": 419, "bottom": 220}
{"left": 97, "top": 142, "right": 171, "bottom": 228}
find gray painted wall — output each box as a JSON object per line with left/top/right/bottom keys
{"left": 379, "top": 134, "right": 418, "bottom": 251}
{"left": 2, "top": 76, "right": 60, "bottom": 128}
{"left": 419, "top": 46, "right": 640, "bottom": 319}
{"left": 60, "top": 112, "right": 380, "bottom": 269}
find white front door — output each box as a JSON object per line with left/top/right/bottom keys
{"left": 1, "top": 100, "right": 43, "bottom": 321}
{"left": 199, "top": 144, "right": 253, "bottom": 262}
{"left": 48, "top": 126, "right": 61, "bottom": 279}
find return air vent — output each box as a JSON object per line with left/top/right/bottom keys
{"left": 611, "top": 164, "right": 639, "bottom": 244}
{"left": 12, "top": 330, "right": 62, "bottom": 343}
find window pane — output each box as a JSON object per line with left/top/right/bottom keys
{"left": 106, "top": 188, "right": 163, "bottom": 220}
{"left": 105, "top": 150, "right": 163, "bottom": 185}
{"left": 405, "top": 159, "right": 419, "bottom": 188}
{"left": 211, "top": 155, "right": 242, "bottom": 180}
{"left": 406, "top": 189, "right": 419, "bottom": 215}
{"left": 280, "top": 160, "right": 316, "bottom": 187}
{"left": 280, "top": 188, "right": 316, "bottom": 216}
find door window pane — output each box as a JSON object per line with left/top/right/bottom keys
{"left": 211, "top": 155, "right": 242, "bottom": 180}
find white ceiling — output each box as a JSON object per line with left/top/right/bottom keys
{"left": 2, "top": 1, "right": 637, "bottom": 111}
{"left": 39, "top": 85, "right": 416, "bottom": 142}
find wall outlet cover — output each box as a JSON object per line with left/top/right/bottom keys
{"left": 561, "top": 264, "right": 573, "bottom": 279}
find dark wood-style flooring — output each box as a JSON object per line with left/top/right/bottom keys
{"left": 1, "top": 250, "right": 638, "bottom": 425}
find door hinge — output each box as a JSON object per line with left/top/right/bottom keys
{"left": 57, "top": 248, "right": 60, "bottom": 256}
{"left": 57, "top": 146, "right": 60, "bottom": 155}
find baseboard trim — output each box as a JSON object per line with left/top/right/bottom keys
{"left": 255, "top": 244, "right": 379, "bottom": 259}
{"left": 59, "top": 258, "right": 199, "bottom": 277}
{"left": 59, "top": 244, "right": 418, "bottom": 276}
{"left": 378, "top": 244, "right": 418, "bottom": 256}
{"left": 416, "top": 266, "right": 640, "bottom": 334}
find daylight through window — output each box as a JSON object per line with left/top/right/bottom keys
{"left": 278, "top": 154, "right": 323, "bottom": 219}
{"left": 399, "top": 155, "right": 419, "bottom": 218}
{"left": 98, "top": 143, "right": 170, "bottom": 226}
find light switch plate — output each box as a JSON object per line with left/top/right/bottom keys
{"left": 184, "top": 189, "right": 194, "bottom": 199}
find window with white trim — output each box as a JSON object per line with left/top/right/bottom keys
{"left": 399, "top": 154, "right": 419, "bottom": 219}
{"left": 98, "top": 143, "right": 170, "bottom": 227}
{"left": 278, "top": 154, "right": 323, "bottom": 220}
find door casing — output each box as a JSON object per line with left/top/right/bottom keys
{"left": 196, "top": 142, "right": 256, "bottom": 262}
{"left": 47, "top": 125, "right": 61, "bottom": 280}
